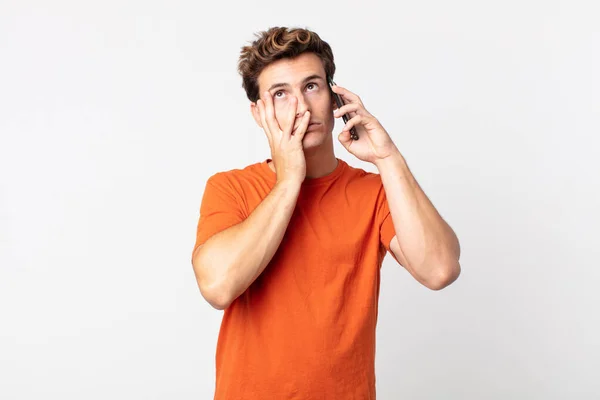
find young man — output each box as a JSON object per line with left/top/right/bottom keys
{"left": 191, "top": 26, "right": 461, "bottom": 399}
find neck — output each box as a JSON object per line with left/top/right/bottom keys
{"left": 304, "top": 150, "right": 338, "bottom": 180}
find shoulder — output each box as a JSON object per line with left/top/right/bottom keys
{"left": 342, "top": 161, "right": 383, "bottom": 189}
{"left": 206, "top": 161, "right": 264, "bottom": 186}
{"left": 204, "top": 161, "right": 269, "bottom": 201}
{"left": 334, "top": 161, "right": 387, "bottom": 210}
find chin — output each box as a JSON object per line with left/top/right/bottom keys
{"left": 301, "top": 132, "right": 321, "bottom": 148}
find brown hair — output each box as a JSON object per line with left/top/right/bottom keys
{"left": 237, "top": 26, "right": 336, "bottom": 102}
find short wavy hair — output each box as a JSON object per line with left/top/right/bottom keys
{"left": 237, "top": 26, "right": 336, "bottom": 102}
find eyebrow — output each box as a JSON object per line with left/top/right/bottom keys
{"left": 267, "top": 74, "right": 324, "bottom": 92}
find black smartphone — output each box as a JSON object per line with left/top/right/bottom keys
{"left": 328, "top": 77, "right": 359, "bottom": 140}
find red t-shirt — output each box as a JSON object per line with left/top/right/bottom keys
{"left": 193, "top": 158, "right": 396, "bottom": 399}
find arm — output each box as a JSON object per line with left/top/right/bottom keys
{"left": 329, "top": 83, "right": 460, "bottom": 291}
{"left": 376, "top": 151, "right": 461, "bottom": 290}
{"left": 192, "top": 180, "right": 300, "bottom": 310}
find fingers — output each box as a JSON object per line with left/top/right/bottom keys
{"left": 338, "top": 128, "right": 353, "bottom": 149}
{"left": 331, "top": 84, "right": 363, "bottom": 106}
{"left": 258, "top": 92, "right": 300, "bottom": 144}
{"left": 263, "top": 91, "right": 283, "bottom": 138}
{"left": 342, "top": 114, "right": 363, "bottom": 133}
{"left": 256, "top": 99, "right": 272, "bottom": 144}
{"left": 333, "top": 102, "right": 368, "bottom": 119}
{"left": 293, "top": 110, "right": 311, "bottom": 141}
{"left": 280, "top": 96, "right": 298, "bottom": 137}
{"left": 331, "top": 84, "right": 365, "bottom": 120}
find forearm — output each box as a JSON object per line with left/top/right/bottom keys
{"left": 193, "top": 180, "right": 300, "bottom": 309}
{"left": 375, "top": 152, "right": 460, "bottom": 285}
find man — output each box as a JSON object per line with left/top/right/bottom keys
{"left": 191, "top": 26, "right": 461, "bottom": 399}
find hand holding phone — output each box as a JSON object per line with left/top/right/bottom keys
{"left": 328, "top": 78, "right": 359, "bottom": 140}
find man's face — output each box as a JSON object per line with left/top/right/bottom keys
{"left": 251, "top": 52, "right": 336, "bottom": 151}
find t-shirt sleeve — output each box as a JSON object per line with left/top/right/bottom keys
{"left": 376, "top": 179, "right": 397, "bottom": 253}
{"left": 192, "top": 173, "right": 247, "bottom": 258}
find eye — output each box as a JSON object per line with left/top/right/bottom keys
{"left": 306, "top": 82, "right": 318, "bottom": 91}
{"left": 274, "top": 90, "right": 284, "bottom": 98}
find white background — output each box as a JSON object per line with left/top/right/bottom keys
{"left": 1, "top": 0, "right": 598, "bottom": 398}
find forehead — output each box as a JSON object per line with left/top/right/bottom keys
{"left": 257, "top": 52, "right": 325, "bottom": 90}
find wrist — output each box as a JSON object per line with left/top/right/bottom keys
{"left": 275, "top": 178, "right": 302, "bottom": 192}
{"left": 374, "top": 149, "right": 405, "bottom": 170}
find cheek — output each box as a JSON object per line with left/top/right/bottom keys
{"left": 273, "top": 97, "right": 296, "bottom": 114}
{"left": 270, "top": 99, "right": 287, "bottom": 118}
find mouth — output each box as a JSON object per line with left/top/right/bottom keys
{"left": 293, "top": 121, "right": 320, "bottom": 132}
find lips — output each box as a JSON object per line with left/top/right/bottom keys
{"left": 293, "top": 121, "right": 320, "bottom": 131}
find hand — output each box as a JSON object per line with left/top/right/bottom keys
{"left": 331, "top": 84, "right": 400, "bottom": 164}
{"left": 256, "top": 90, "right": 311, "bottom": 185}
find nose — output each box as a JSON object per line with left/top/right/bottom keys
{"left": 295, "top": 93, "right": 310, "bottom": 118}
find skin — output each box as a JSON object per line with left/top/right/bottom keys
{"left": 249, "top": 52, "right": 461, "bottom": 290}
{"left": 250, "top": 52, "right": 339, "bottom": 181}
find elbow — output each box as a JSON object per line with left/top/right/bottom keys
{"left": 192, "top": 248, "right": 233, "bottom": 310}
{"left": 198, "top": 279, "right": 233, "bottom": 310}
{"left": 205, "top": 291, "right": 232, "bottom": 311}
{"left": 424, "top": 260, "right": 461, "bottom": 291}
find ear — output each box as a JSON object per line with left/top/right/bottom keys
{"left": 331, "top": 95, "right": 339, "bottom": 112}
{"left": 329, "top": 88, "right": 339, "bottom": 112}
{"left": 250, "top": 102, "right": 263, "bottom": 128}
{"left": 327, "top": 77, "right": 339, "bottom": 112}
